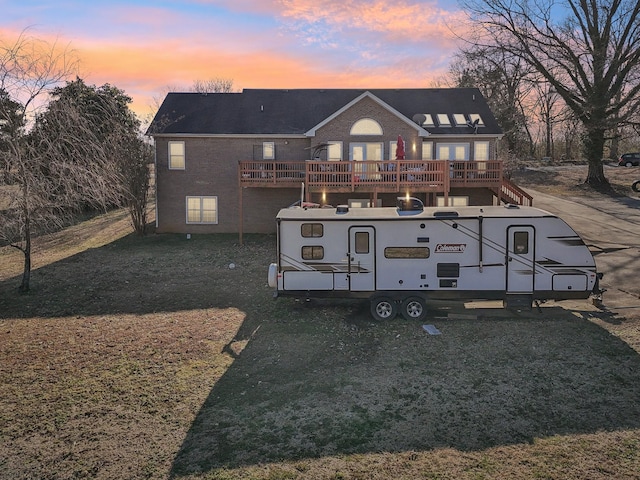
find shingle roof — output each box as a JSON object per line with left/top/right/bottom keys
{"left": 147, "top": 88, "right": 502, "bottom": 136}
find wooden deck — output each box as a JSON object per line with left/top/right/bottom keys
{"left": 238, "top": 160, "right": 532, "bottom": 205}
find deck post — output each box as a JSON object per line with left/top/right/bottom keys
{"left": 238, "top": 183, "right": 244, "bottom": 246}
{"left": 444, "top": 160, "right": 450, "bottom": 206}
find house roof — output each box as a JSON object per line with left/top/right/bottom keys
{"left": 147, "top": 88, "right": 502, "bottom": 137}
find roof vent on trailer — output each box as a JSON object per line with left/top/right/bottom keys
{"left": 336, "top": 205, "right": 349, "bottom": 214}
{"left": 434, "top": 210, "right": 459, "bottom": 218}
{"left": 397, "top": 196, "right": 424, "bottom": 215}
{"left": 504, "top": 204, "right": 520, "bottom": 209}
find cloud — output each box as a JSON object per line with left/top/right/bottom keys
{"left": 278, "top": 0, "right": 465, "bottom": 43}
{"left": 268, "top": 0, "right": 468, "bottom": 78}
{"left": 1, "top": 1, "right": 465, "bottom": 119}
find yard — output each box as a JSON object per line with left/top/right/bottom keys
{"left": 1, "top": 164, "right": 640, "bottom": 479}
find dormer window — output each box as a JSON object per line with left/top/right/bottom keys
{"left": 437, "top": 114, "right": 451, "bottom": 127}
{"left": 350, "top": 118, "right": 383, "bottom": 135}
{"left": 453, "top": 114, "right": 467, "bottom": 126}
{"left": 469, "top": 114, "right": 484, "bottom": 126}
{"left": 421, "top": 114, "right": 435, "bottom": 127}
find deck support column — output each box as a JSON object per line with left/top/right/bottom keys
{"left": 444, "top": 160, "right": 450, "bottom": 207}
{"left": 238, "top": 185, "right": 244, "bottom": 246}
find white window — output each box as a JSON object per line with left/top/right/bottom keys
{"left": 453, "top": 114, "right": 467, "bottom": 126}
{"left": 350, "top": 143, "right": 383, "bottom": 161}
{"left": 474, "top": 141, "right": 490, "bottom": 173}
{"left": 422, "top": 141, "right": 433, "bottom": 160}
{"left": 350, "top": 118, "right": 383, "bottom": 135}
{"left": 349, "top": 199, "right": 382, "bottom": 208}
{"left": 168, "top": 141, "right": 185, "bottom": 170}
{"left": 437, "top": 196, "right": 469, "bottom": 206}
{"left": 469, "top": 114, "right": 484, "bottom": 126}
{"left": 186, "top": 196, "right": 218, "bottom": 224}
{"left": 437, "top": 114, "right": 451, "bottom": 127}
{"left": 263, "top": 142, "right": 275, "bottom": 160}
{"left": 421, "top": 114, "right": 435, "bottom": 127}
{"left": 474, "top": 142, "right": 490, "bottom": 161}
{"left": 328, "top": 142, "right": 343, "bottom": 161}
{"left": 437, "top": 143, "right": 469, "bottom": 160}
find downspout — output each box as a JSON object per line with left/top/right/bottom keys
{"left": 478, "top": 215, "right": 484, "bottom": 273}
{"left": 238, "top": 162, "right": 244, "bottom": 245}
{"left": 154, "top": 139, "right": 158, "bottom": 230}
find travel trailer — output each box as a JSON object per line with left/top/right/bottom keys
{"left": 267, "top": 197, "right": 602, "bottom": 321}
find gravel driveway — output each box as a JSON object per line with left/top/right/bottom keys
{"left": 527, "top": 188, "right": 640, "bottom": 310}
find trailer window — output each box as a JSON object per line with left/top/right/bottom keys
{"left": 302, "top": 246, "right": 324, "bottom": 260}
{"left": 384, "top": 247, "right": 430, "bottom": 259}
{"left": 301, "top": 223, "right": 324, "bottom": 238}
{"left": 513, "top": 231, "right": 529, "bottom": 254}
{"left": 355, "top": 232, "right": 369, "bottom": 254}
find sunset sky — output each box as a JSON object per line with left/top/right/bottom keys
{"left": 1, "top": 0, "right": 468, "bottom": 119}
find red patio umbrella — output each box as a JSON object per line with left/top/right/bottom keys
{"left": 395, "top": 135, "right": 405, "bottom": 160}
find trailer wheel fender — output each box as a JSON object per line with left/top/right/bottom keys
{"left": 370, "top": 296, "right": 398, "bottom": 321}
{"left": 401, "top": 296, "right": 428, "bottom": 322}
{"left": 632, "top": 180, "right": 640, "bottom": 192}
{"left": 268, "top": 263, "right": 278, "bottom": 288}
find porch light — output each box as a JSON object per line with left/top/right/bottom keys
{"left": 322, "top": 191, "right": 327, "bottom": 204}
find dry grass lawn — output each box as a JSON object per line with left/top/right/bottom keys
{"left": 1, "top": 164, "right": 640, "bottom": 479}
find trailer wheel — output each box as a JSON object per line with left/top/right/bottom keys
{"left": 401, "top": 296, "right": 428, "bottom": 321}
{"left": 370, "top": 296, "right": 398, "bottom": 321}
{"left": 632, "top": 180, "right": 640, "bottom": 192}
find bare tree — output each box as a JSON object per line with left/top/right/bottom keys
{"left": 191, "top": 78, "right": 235, "bottom": 93}
{"left": 0, "top": 30, "right": 79, "bottom": 119}
{"left": 530, "top": 80, "right": 562, "bottom": 159}
{"left": 0, "top": 32, "right": 145, "bottom": 292}
{"left": 460, "top": 0, "right": 640, "bottom": 187}
{"left": 450, "top": 46, "right": 536, "bottom": 158}
{"left": 47, "top": 78, "right": 152, "bottom": 235}
{"left": 2, "top": 94, "right": 131, "bottom": 291}
{"left": 120, "top": 138, "right": 153, "bottom": 236}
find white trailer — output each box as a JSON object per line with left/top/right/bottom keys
{"left": 267, "top": 197, "right": 602, "bottom": 320}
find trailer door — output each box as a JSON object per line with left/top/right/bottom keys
{"left": 506, "top": 226, "right": 535, "bottom": 293}
{"left": 348, "top": 226, "right": 375, "bottom": 291}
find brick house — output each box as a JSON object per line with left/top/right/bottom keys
{"left": 147, "top": 88, "right": 530, "bottom": 236}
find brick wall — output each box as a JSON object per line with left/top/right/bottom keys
{"left": 155, "top": 136, "right": 309, "bottom": 233}
{"left": 154, "top": 96, "right": 500, "bottom": 234}
{"left": 315, "top": 96, "right": 423, "bottom": 160}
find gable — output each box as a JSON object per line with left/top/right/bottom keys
{"left": 305, "top": 91, "right": 430, "bottom": 137}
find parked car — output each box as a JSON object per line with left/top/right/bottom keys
{"left": 618, "top": 152, "right": 640, "bottom": 167}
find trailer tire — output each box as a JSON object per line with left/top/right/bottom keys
{"left": 370, "top": 296, "right": 398, "bottom": 321}
{"left": 632, "top": 180, "right": 640, "bottom": 192}
{"left": 401, "top": 296, "right": 428, "bottom": 321}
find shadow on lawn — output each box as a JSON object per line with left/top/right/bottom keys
{"left": 170, "top": 302, "right": 640, "bottom": 476}
{"left": 0, "top": 232, "right": 276, "bottom": 320}
{"left": 4, "top": 231, "right": 640, "bottom": 476}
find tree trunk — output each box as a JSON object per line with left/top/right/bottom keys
{"left": 583, "top": 126, "right": 609, "bottom": 188}
{"left": 18, "top": 213, "right": 31, "bottom": 293}
{"left": 586, "top": 159, "right": 607, "bottom": 186}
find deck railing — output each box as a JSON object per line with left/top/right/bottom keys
{"left": 238, "top": 160, "right": 503, "bottom": 192}
{"left": 494, "top": 177, "right": 534, "bottom": 206}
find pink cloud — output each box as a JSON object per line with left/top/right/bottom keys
{"left": 77, "top": 36, "right": 450, "bottom": 118}
{"left": 200, "top": 0, "right": 467, "bottom": 44}
{"left": 278, "top": 0, "right": 466, "bottom": 43}
{"left": 1, "top": 0, "right": 460, "bottom": 122}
